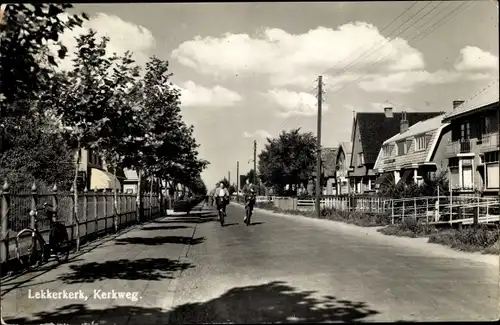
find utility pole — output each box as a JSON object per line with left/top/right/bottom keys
{"left": 253, "top": 140, "right": 257, "bottom": 185}
{"left": 236, "top": 161, "right": 240, "bottom": 200}
{"left": 315, "top": 76, "right": 323, "bottom": 218}
{"left": 228, "top": 171, "right": 231, "bottom": 185}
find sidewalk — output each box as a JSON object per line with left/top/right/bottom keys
{"left": 1, "top": 206, "right": 213, "bottom": 325}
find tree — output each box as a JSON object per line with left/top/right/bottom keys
{"left": 258, "top": 128, "right": 317, "bottom": 195}
{"left": 98, "top": 51, "right": 141, "bottom": 231}
{"left": 0, "top": 117, "right": 74, "bottom": 191}
{"left": 218, "top": 178, "right": 230, "bottom": 189}
{"left": 53, "top": 30, "right": 116, "bottom": 251}
{"left": 0, "top": 4, "right": 87, "bottom": 152}
{"left": 244, "top": 169, "right": 257, "bottom": 184}
{"left": 0, "top": 4, "right": 86, "bottom": 115}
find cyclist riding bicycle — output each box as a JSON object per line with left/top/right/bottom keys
{"left": 215, "top": 182, "right": 230, "bottom": 217}
{"left": 244, "top": 187, "right": 256, "bottom": 223}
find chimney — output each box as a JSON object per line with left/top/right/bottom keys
{"left": 400, "top": 111, "right": 409, "bottom": 134}
{"left": 384, "top": 107, "right": 393, "bottom": 118}
{"left": 453, "top": 100, "right": 465, "bottom": 109}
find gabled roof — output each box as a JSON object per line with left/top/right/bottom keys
{"left": 356, "top": 111, "right": 444, "bottom": 164}
{"left": 321, "top": 147, "right": 338, "bottom": 177}
{"left": 443, "top": 80, "right": 499, "bottom": 121}
{"left": 374, "top": 114, "right": 450, "bottom": 171}
{"left": 337, "top": 141, "right": 352, "bottom": 168}
{"left": 383, "top": 114, "right": 446, "bottom": 144}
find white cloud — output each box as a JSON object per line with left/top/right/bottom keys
{"left": 243, "top": 130, "right": 272, "bottom": 139}
{"left": 266, "top": 89, "right": 329, "bottom": 117}
{"left": 172, "top": 23, "right": 424, "bottom": 87}
{"left": 53, "top": 13, "right": 156, "bottom": 71}
{"left": 454, "top": 46, "right": 499, "bottom": 72}
{"left": 172, "top": 24, "right": 499, "bottom": 94}
{"left": 177, "top": 81, "right": 242, "bottom": 108}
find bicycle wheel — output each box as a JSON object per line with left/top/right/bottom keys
{"left": 219, "top": 209, "right": 224, "bottom": 226}
{"left": 16, "top": 229, "right": 45, "bottom": 271}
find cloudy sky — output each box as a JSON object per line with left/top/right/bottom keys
{"left": 65, "top": 1, "right": 499, "bottom": 187}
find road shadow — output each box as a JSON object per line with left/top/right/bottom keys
{"left": 250, "top": 222, "right": 264, "bottom": 226}
{"left": 114, "top": 236, "right": 205, "bottom": 246}
{"left": 6, "top": 281, "right": 380, "bottom": 324}
{"left": 155, "top": 217, "right": 215, "bottom": 224}
{"left": 141, "top": 225, "right": 192, "bottom": 231}
{"left": 222, "top": 223, "right": 238, "bottom": 227}
{"left": 57, "top": 258, "right": 193, "bottom": 284}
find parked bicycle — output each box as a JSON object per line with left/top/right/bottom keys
{"left": 15, "top": 202, "right": 70, "bottom": 271}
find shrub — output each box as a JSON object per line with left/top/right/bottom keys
{"left": 379, "top": 218, "right": 437, "bottom": 237}
{"left": 428, "top": 225, "right": 499, "bottom": 252}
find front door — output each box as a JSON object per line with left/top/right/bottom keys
{"left": 462, "top": 165, "right": 473, "bottom": 189}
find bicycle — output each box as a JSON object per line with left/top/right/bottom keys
{"left": 244, "top": 194, "right": 256, "bottom": 226}
{"left": 216, "top": 196, "right": 227, "bottom": 226}
{"left": 15, "top": 202, "right": 70, "bottom": 271}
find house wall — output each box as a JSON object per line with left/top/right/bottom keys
{"left": 349, "top": 121, "right": 369, "bottom": 177}
{"left": 430, "top": 125, "right": 451, "bottom": 174}
{"left": 446, "top": 106, "right": 499, "bottom": 193}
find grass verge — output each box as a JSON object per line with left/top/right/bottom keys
{"left": 253, "top": 201, "right": 499, "bottom": 254}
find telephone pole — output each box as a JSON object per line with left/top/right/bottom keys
{"left": 236, "top": 161, "right": 240, "bottom": 200}
{"left": 315, "top": 76, "right": 323, "bottom": 218}
{"left": 253, "top": 140, "right": 257, "bottom": 185}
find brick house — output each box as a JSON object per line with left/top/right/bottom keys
{"left": 348, "top": 108, "right": 443, "bottom": 194}
{"left": 442, "top": 82, "right": 499, "bottom": 196}
{"left": 374, "top": 113, "right": 450, "bottom": 188}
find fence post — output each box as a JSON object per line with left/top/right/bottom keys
{"left": 402, "top": 200, "right": 405, "bottom": 222}
{"left": 51, "top": 184, "right": 59, "bottom": 216}
{"left": 93, "top": 189, "right": 98, "bottom": 235}
{"left": 413, "top": 197, "right": 417, "bottom": 221}
{"left": 103, "top": 189, "right": 107, "bottom": 232}
{"left": 391, "top": 199, "right": 395, "bottom": 224}
{"left": 474, "top": 196, "right": 479, "bottom": 228}
{"left": 83, "top": 187, "right": 88, "bottom": 238}
{"left": 69, "top": 186, "right": 75, "bottom": 242}
{"left": 1, "top": 181, "right": 10, "bottom": 264}
{"left": 30, "top": 182, "right": 38, "bottom": 229}
{"left": 486, "top": 200, "right": 489, "bottom": 216}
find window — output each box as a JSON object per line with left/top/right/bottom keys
{"left": 460, "top": 122, "right": 470, "bottom": 141}
{"left": 485, "top": 151, "right": 499, "bottom": 163}
{"left": 397, "top": 141, "right": 406, "bottom": 156}
{"left": 357, "top": 152, "right": 364, "bottom": 166}
{"left": 415, "top": 135, "right": 429, "bottom": 151}
{"left": 383, "top": 145, "right": 392, "bottom": 157}
{"left": 448, "top": 157, "right": 459, "bottom": 168}
{"left": 485, "top": 151, "right": 499, "bottom": 189}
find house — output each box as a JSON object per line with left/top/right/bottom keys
{"left": 441, "top": 81, "right": 499, "bottom": 195}
{"left": 123, "top": 168, "right": 139, "bottom": 193}
{"left": 334, "top": 141, "right": 352, "bottom": 195}
{"left": 321, "top": 147, "right": 338, "bottom": 195}
{"left": 374, "top": 113, "right": 450, "bottom": 188}
{"left": 348, "top": 108, "right": 444, "bottom": 194}
{"left": 75, "top": 149, "right": 123, "bottom": 191}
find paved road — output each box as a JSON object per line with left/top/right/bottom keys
{"left": 1, "top": 203, "right": 498, "bottom": 323}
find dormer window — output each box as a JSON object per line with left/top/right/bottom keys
{"left": 383, "top": 145, "right": 392, "bottom": 157}
{"left": 415, "top": 134, "right": 429, "bottom": 152}
{"left": 397, "top": 140, "right": 406, "bottom": 156}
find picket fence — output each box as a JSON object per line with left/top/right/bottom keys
{"left": 0, "top": 182, "right": 165, "bottom": 263}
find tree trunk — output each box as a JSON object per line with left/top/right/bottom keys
{"left": 73, "top": 145, "right": 81, "bottom": 252}
{"left": 113, "top": 164, "right": 118, "bottom": 233}
{"left": 136, "top": 168, "right": 142, "bottom": 223}
{"left": 149, "top": 176, "right": 153, "bottom": 218}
